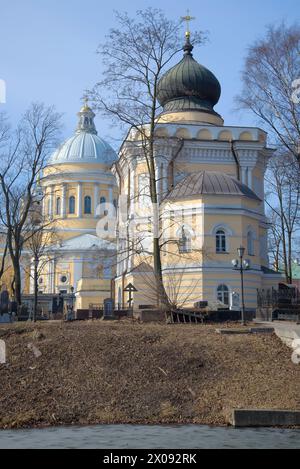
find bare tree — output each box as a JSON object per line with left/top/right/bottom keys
{"left": 236, "top": 22, "right": 300, "bottom": 159}
{"left": 0, "top": 103, "right": 62, "bottom": 310}
{"left": 265, "top": 153, "right": 300, "bottom": 283}
{"left": 267, "top": 210, "right": 283, "bottom": 272}
{"left": 90, "top": 8, "right": 204, "bottom": 308}
{"left": 22, "top": 208, "right": 61, "bottom": 322}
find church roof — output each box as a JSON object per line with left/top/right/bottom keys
{"left": 55, "top": 234, "right": 115, "bottom": 251}
{"left": 165, "top": 171, "right": 261, "bottom": 201}
{"left": 49, "top": 101, "right": 117, "bottom": 165}
{"left": 157, "top": 36, "right": 221, "bottom": 116}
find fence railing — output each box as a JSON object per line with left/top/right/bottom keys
{"left": 257, "top": 287, "right": 300, "bottom": 308}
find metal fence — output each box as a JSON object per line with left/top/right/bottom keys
{"left": 257, "top": 286, "right": 300, "bottom": 321}
{"left": 257, "top": 287, "right": 300, "bottom": 308}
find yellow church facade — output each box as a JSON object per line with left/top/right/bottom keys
{"left": 36, "top": 103, "right": 118, "bottom": 309}
{"left": 113, "top": 35, "right": 281, "bottom": 311}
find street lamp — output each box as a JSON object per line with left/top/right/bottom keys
{"left": 66, "top": 286, "right": 75, "bottom": 321}
{"left": 232, "top": 246, "right": 250, "bottom": 326}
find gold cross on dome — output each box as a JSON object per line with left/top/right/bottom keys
{"left": 181, "top": 9, "right": 196, "bottom": 37}
{"left": 82, "top": 95, "right": 89, "bottom": 106}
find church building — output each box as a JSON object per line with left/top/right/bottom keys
{"left": 113, "top": 32, "right": 281, "bottom": 311}
{"left": 36, "top": 102, "right": 118, "bottom": 309}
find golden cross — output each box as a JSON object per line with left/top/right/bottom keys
{"left": 82, "top": 95, "right": 89, "bottom": 107}
{"left": 181, "top": 9, "right": 196, "bottom": 37}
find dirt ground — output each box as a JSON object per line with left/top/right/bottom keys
{"left": 0, "top": 320, "right": 299, "bottom": 429}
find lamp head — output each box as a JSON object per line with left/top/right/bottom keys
{"left": 237, "top": 246, "right": 245, "bottom": 258}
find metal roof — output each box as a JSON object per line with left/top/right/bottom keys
{"left": 165, "top": 171, "right": 261, "bottom": 201}
{"left": 157, "top": 39, "right": 221, "bottom": 114}
{"left": 49, "top": 104, "right": 117, "bottom": 165}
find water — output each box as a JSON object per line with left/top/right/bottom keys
{"left": 0, "top": 425, "right": 299, "bottom": 449}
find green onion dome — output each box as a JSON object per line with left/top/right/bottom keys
{"left": 157, "top": 37, "right": 221, "bottom": 116}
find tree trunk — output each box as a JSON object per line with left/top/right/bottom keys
{"left": 12, "top": 258, "right": 22, "bottom": 311}
{"left": 287, "top": 231, "right": 293, "bottom": 284}
{"left": 33, "top": 257, "right": 38, "bottom": 322}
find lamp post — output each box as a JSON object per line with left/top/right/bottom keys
{"left": 232, "top": 246, "right": 250, "bottom": 326}
{"left": 67, "top": 286, "right": 75, "bottom": 321}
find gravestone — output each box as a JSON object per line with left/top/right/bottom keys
{"left": 0, "top": 339, "right": 6, "bottom": 364}
{"left": 0, "top": 289, "right": 9, "bottom": 315}
{"left": 103, "top": 298, "right": 115, "bottom": 320}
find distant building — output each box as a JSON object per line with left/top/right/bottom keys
{"left": 37, "top": 102, "right": 117, "bottom": 309}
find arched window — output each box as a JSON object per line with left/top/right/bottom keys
{"left": 100, "top": 196, "right": 107, "bottom": 215}
{"left": 84, "top": 196, "right": 92, "bottom": 214}
{"left": 247, "top": 231, "right": 254, "bottom": 256}
{"left": 56, "top": 197, "right": 61, "bottom": 215}
{"left": 216, "top": 230, "right": 226, "bottom": 253}
{"left": 179, "top": 226, "right": 191, "bottom": 253}
{"left": 69, "top": 196, "right": 75, "bottom": 214}
{"left": 217, "top": 285, "right": 229, "bottom": 306}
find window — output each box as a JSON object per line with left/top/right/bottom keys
{"left": 60, "top": 275, "right": 67, "bottom": 283}
{"left": 100, "top": 196, "right": 108, "bottom": 215}
{"left": 113, "top": 199, "right": 117, "bottom": 213}
{"left": 179, "top": 226, "right": 192, "bottom": 253}
{"left": 247, "top": 231, "right": 254, "bottom": 256}
{"left": 56, "top": 197, "right": 61, "bottom": 215}
{"left": 84, "top": 196, "right": 92, "bottom": 214}
{"left": 69, "top": 196, "right": 75, "bottom": 214}
{"left": 103, "top": 265, "right": 111, "bottom": 279}
{"left": 216, "top": 230, "right": 226, "bottom": 253}
{"left": 217, "top": 285, "right": 229, "bottom": 306}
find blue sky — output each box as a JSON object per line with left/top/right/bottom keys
{"left": 0, "top": 0, "right": 299, "bottom": 149}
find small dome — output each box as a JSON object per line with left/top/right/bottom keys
{"left": 49, "top": 101, "right": 117, "bottom": 165}
{"left": 157, "top": 38, "right": 221, "bottom": 115}
{"left": 166, "top": 171, "right": 261, "bottom": 201}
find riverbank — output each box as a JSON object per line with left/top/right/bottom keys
{"left": 0, "top": 321, "right": 299, "bottom": 429}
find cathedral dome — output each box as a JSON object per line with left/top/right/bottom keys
{"left": 157, "top": 37, "right": 221, "bottom": 116}
{"left": 49, "top": 102, "right": 117, "bottom": 165}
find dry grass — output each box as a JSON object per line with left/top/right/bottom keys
{"left": 0, "top": 320, "right": 299, "bottom": 428}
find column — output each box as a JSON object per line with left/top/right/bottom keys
{"left": 129, "top": 170, "right": 135, "bottom": 216}
{"left": 49, "top": 259, "right": 55, "bottom": 294}
{"left": 94, "top": 183, "right": 100, "bottom": 217}
{"left": 61, "top": 184, "right": 67, "bottom": 218}
{"left": 156, "top": 161, "right": 162, "bottom": 202}
{"left": 77, "top": 182, "right": 82, "bottom": 217}
{"left": 41, "top": 190, "right": 45, "bottom": 216}
{"left": 162, "top": 163, "right": 168, "bottom": 198}
{"left": 49, "top": 185, "right": 54, "bottom": 219}
{"left": 248, "top": 168, "right": 253, "bottom": 189}
{"left": 241, "top": 167, "right": 247, "bottom": 185}
{"left": 108, "top": 186, "right": 113, "bottom": 215}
